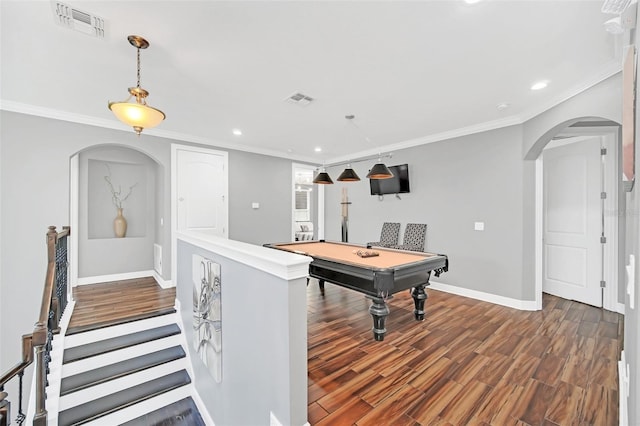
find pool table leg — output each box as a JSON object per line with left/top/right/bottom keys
{"left": 369, "top": 297, "right": 390, "bottom": 341}
{"left": 411, "top": 283, "right": 428, "bottom": 321}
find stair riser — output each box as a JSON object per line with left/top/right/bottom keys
{"left": 64, "top": 313, "right": 179, "bottom": 349}
{"left": 62, "top": 334, "right": 183, "bottom": 377}
{"left": 58, "top": 358, "right": 188, "bottom": 411}
{"left": 78, "top": 385, "right": 193, "bottom": 426}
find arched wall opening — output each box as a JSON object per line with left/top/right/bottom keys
{"left": 524, "top": 117, "right": 622, "bottom": 312}
{"left": 70, "top": 143, "right": 166, "bottom": 287}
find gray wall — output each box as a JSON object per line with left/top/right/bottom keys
{"left": 324, "top": 125, "right": 527, "bottom": 300}
{"left": 0, "top": 111, "right": 296, "bottom": 405}
{"left": 227, "top": 150, "right": 293, "bottom": 245}
{"left": 79, "top": 147, "right": 157, "bottom": 277}
{"left": 323, "top": 75, "right": 622, "bottom": 307}
{"left": 0, "top": 70, "right": 632, "bottom": 420}
{"left": 0, "top": 112, "right": 167, "bottom": 398}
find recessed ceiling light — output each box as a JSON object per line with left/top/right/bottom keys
{"left": 464, "top": 0, "right": 482, "bottom": 4}
{"left": 496, "top": 102, "right": 510, "bottom": 111}
{"left": 314, "top": 147, "right": 322, "bottom": 152}
{"left": 232, "top": 128, "right": 242, "bottom": 136}
{"left": 531, "top": 81, "right": 548, "bottom": 91}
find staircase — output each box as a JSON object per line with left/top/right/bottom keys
{"left": 46, "top": 309, "right": 207, "bottom": 425}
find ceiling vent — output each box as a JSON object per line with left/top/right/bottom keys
{"left": 285, "top": 92, "right": 314, "bottom": 107}
{"left": 51, "top": 1, "right": 105, "bottom": 38}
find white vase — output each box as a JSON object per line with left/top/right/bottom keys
{"left": 113, "top": 208, "right": 127, "bottom": 238}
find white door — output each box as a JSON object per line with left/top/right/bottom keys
{"left": 543, "top": 137, "right": 601, "bottom": 306}
{"left": 176, "top": 148, "right": 228, "bottom": 237}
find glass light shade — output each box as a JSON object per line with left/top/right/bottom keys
{"left": 336, "top": 167, "right": 361, "bottom": 182}
{"left": 109, "top": 100, "right": 166, "bottom": 135}
{"left": 313, "top": 171, "right": 334, "bottom": 184}
{"left": 366, "top": 163, "right": 394, "bottom": 179}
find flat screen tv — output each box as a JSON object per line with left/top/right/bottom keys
{"left": 369, "top": 164, "right": 410, "bottom": 195}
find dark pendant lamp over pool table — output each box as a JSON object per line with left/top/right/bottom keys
{"left": 313, "top": 168, "right": 334, "bottom": 184}
{"left": 336, "top": 164, "right": 360, "bottom": 182}
{"left": 366, "top": 158, "right": 394, "bottom": 179}
{"left": 347, "top": 115, "right": 393, "bottom": 179}
{"left": 313, "top": 115, "right": 393, "bottom": 184}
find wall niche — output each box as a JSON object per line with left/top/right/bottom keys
{"left": 88, "top": 159, "right": 148, "bottom": 239}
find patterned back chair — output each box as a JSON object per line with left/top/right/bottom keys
{"left": 390, "top": 223, "right": 427, "bottom": 252}
{"left": 367, "top": 222, "right": 401, "bottom": 247}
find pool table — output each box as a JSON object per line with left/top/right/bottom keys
{"left": 264, "top": 240, "right": 448, "bottom": 341}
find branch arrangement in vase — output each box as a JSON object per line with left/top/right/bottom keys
{"left": 104, "top": 163, "right": 137, "bottom": 209}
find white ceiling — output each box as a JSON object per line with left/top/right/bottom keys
{"left": 0, "top": 0, "right": 624, "bottom": 164}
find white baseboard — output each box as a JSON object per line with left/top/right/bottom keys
{"left": 153, "top": 270, "right": 174, "bottom": 289}
{"left": 429, "top": 280, "right": 539, "bottom": 311}
{"left": 616, "top": 302, "right": 625, "bottom": 315}
{"left": 76, "top": 270, "right": 158, "bottom": 286}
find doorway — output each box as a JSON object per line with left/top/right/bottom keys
{"left": 536, "top": 125, "right": 620, "bottom": 312}
{"left": 171, "top": 144, "right": 229, "bottom": 285}
{"left": 542, "top": 136, "right": 602, "bottom": 306}
{"left": 292, "top": 164, "right": 323, "bottom": 241}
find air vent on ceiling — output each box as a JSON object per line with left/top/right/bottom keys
{"left": 51, "top": 1, "right": 105, "bottom": 38}
{"left": 285, "top": 92, "right": 314, "bottom": 107}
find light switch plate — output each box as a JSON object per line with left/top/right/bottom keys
{"left": 474, "top": 222, "right": 485, "bottom": 231}
{"left": 252, "top": 202, "right": 259, "bottom": 209}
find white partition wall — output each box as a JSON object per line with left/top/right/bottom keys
{"left": 176, "top": 232, "right": 310, "bottom": 426}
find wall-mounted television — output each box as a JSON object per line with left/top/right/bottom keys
{"left": 369, "top": 164, "right": 410, "bottom": 195}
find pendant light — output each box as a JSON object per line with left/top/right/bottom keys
{"left": 108, "top": 35, "right": 165, "bottom": 135}
{"left": 313, "top": 168, "right": 334, "bottom": 184}
{"left": 366, "top": 157, "right": 394, "bottom": 179}
{"left": 346, "top": 115, "right": 393, "bottom": 180}
{"left": 337, "top": 164, "right": 360, "bottom": 182}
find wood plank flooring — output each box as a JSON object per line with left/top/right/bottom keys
{"left": 307, "top": 281, "right": 623, "bottom": 426}
{"left": 67, "top": 277, "right": 175, "bottom": 334}
{"left": 66, "top": 277, "right": 623, "bottom": 425}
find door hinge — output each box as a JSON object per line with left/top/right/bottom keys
{"left": 601, "top": 236, "right": 607, "bottom": 244}
{"left": 601, "top": 192, "right": 607, "bottom": 199}
{"left": 600, "top": 280, "right": 606, "bottom": 288}
{"left": 601, "top": 148, "right": 607, "bottom": 155}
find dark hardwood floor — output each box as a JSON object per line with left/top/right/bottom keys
{"left": 307, "top": 281, "right": 622, "bottom": 426}
{"left": 67, "top": 277, "right": 176, "bottom": 334}
{"left": 66, "top": 277, "right": 623, "bottom": 425}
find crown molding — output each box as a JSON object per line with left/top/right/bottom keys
{"left": 325, "top": 61, "right": 622, "bottom": 165}
{"left": 0, "top": 100, "right": 319, "bottom": 163}
{"left": 517, "top": 60, "right": 622, "bottom": 123}
{"left": 326, "top": 115, "right": 523, "bottom": 166}
{"left": 1, "top": 61, "right": 623, "bottom": 168}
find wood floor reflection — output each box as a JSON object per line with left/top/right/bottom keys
{"left": 306, "top": 281, "right": 622, "bottom": 426}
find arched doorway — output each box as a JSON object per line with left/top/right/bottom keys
{"left": 527, "top": 118, "right": 621, "bottom": 312}
{"left": 69, "top": 144, "right": 166, "bottom": 290}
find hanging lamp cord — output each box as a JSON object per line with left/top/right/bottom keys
{"left": 136, "top": 47, "right": 141, "bottom": 89}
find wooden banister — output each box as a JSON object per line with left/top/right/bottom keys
{"left": 0, "top": 335, "right": 33, "bottom": 387}
{"left": 0, "top": 226, "right": 70, "bottom": 426}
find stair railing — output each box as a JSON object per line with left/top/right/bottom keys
{"left": 0, "top": 226, "right": 70, "bottom": 426}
